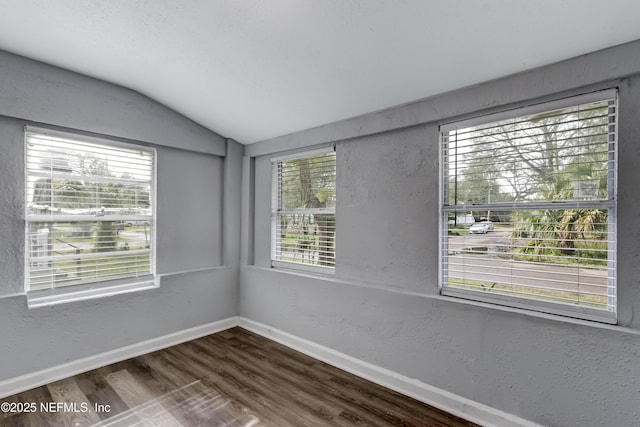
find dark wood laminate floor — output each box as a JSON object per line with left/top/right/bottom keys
{"left": 1, "top": 327, "right": 478, "bottom": 426}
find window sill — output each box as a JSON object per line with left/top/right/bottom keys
{"left": 27, "top": 279, "right": 159, "bottom": 309}
{"left": 271, "top": 260, "right": 335, "bottom": 277}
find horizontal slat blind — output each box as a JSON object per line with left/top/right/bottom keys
{"left": 25, "top": 129, "right": 155, "bottom": 291}
{"left": 272, "top": 151, "right": 336, "bottom": 270}
{"left": 441, "top": 92, "right": 616, "bottom": 321}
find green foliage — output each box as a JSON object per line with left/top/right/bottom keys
{"left": 511, "top": 206, "right": 608, "bottom": 266}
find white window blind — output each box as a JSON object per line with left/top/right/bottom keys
{"left": 440, "top": 90, "right": 617, "bottom": 323}
{"left": 272, "top": 149, "right": 336, "bottom": 273}
{"left": 25, "top": 128, "right": 155, "bottom": 293}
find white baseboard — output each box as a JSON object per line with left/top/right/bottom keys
{"left": 0, "top": 315, "right": 538, "bottom": 426}
{"left": 0, "top": 316, "right": 239, "bottom": 399}
{"left": 238, "top": 317, "right": 541, "bottom": 427}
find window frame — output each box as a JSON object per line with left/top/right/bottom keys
{"left": 270, "top": 146, "right": 336, "bottom": 275}
{"left": 438, "top": 90, "right": 618, "bottom": 323}
{"left": 24, "top": 126, "right": 158, "bottom": 307}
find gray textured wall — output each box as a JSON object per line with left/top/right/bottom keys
{"left": 241, "top": 40, "right": 640, "bottom": 427}
{"left": 0, "top": 50, "right": 225, "bottom": 156}
{"left": 0, "top": 51, "right": 241, "bottom": 380}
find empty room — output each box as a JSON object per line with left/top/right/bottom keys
{"left": 1, "top": 1, "right": 640, "bottom": 426}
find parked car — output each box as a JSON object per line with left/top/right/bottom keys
{"left": 481, "top": 220, "right": 494, "bottom": 231}
{"left": 124, "top": 220, "right": 150, "bottom": 226}
{"left": 469, "top": 221, "right": 493, "bottom": 234}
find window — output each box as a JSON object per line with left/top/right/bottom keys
{"left": 271, "top": 148, "right": 336, "bottom": 274}
{"left": 440, "top": 90, "right": 617, "bottom": 323}
{"left": 25, "top": 127, "right": 156, "bottom": 303}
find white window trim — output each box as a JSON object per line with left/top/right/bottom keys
{"left": 271, "top": 260, "right": 335, "bottom": 276}
{"left": 271, "top": 147, "right": 336, "bottom": 274}
{"left": 24, "top": 126, "right": 158, "bottom": 307}
{"left": 439, "top": 90, "right": 618, "bottom": 324}
{"left": 27, "top": 278, "right": 159, "bottom": 308}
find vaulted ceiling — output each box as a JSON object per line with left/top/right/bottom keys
{"left": 0, "top": 1, "right": 639, "bottom": 144}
